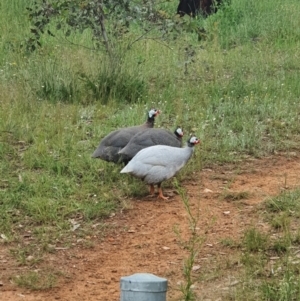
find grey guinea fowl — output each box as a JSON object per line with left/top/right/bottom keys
{"left": 120, "top": 136, "right": 200, "bottom": 200}
{"left": 92, "top": 108, "right": 160, "bottom": 163}
{"left": 118, "top": 126, "right": 184, "bottom": 163}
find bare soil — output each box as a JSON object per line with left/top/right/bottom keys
{"left": 1, "top": 154, "right": 300, "bottom": 301}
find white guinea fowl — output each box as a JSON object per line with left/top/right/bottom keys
{"left": 120, "top": 136, "right": 200, "bottom": 200}
{"left": 118, "top": 126, "right": 184, "bottom": 163}
{"left": 91, "top": 108, "right": 160, "bottom": 163}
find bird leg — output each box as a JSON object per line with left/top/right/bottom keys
{"left": 157, "top": 185, "right": 169, "bottom": 201}
{"left": 149, "top": 184, "right": 155, "bottom": 195}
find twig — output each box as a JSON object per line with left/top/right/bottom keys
{"left": 127, "top": 29, "right": 173, "bottom": 50}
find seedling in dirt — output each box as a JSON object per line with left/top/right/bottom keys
{"left": 173, "top": 179, "right": 205, "bottom": 301}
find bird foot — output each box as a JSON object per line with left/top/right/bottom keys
{"left": 157, "top": 194, "right": 169, "bottom": 201}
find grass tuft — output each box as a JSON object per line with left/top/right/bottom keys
{"left": 243, "top": 228, "right": 269, "bottom": 253}
{"left": 12, "top": 270, "right": 59, "bottom": 290}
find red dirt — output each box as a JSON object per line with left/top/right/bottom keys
{"left": 1, "top": 154, "right": 300, "bottom": 301}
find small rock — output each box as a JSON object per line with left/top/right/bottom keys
{"left": 0, "top": 234, "right": 8, "bottom": 241}
{"left": 192, "top": 265, "right": 201, "bottom": 271}
{"left": 203, "top": 188, "right": 213, "bottom": 193}
{"left": 162, "top": 246, "right": 170, "bottom": 250}
{"left": 103, "top": 280, "right": 111, "bottom": 285}
{"left": 223, "top": 211, "right": 230, "bottom": 215}
{"left": 71, "top": 224, "right": 81, "bottom": 231}
{"left": 26, "top": 255, "right": 34, "bottom": 262}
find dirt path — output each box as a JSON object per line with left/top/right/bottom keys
{"left": 1, "top": 154, "right": 300, "bottom": 301}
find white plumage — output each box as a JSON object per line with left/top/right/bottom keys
{"left": 120, "top": 136, "right": 200, "bottom": 200}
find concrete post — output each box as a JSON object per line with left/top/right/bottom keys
{"left": 120, "top": 273, "right": 168, "bottom": 301}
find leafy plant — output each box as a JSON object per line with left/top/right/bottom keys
{"left": 25, "top": 0, "right": 175, "bottom": 56}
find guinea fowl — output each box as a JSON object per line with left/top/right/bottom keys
{"left": 118, "top": 126, "right": 184, "bottom": 163}
{"left": 120, "top": 136, "right": 200, "bottom": 200}
{"left": 92, "top": 108, "right": 160, "bottom": 163}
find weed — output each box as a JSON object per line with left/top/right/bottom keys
{"left": 270, "top": 238, "right": 290, "bottom": 255}
{"left": 270, "top": 213, "right": 291, "bottom": 231}
{"left": 261, "top": 268, "right": 300, "bottom": 301}
{"left": 220, "top": 237, "right": 240, "bottom": 248}
{"left": 264, "top": 189, "right": 300, "bottom": 216}
{"left": 243, "top": 228, "right": 269, "bottom": 253}
{"left": 80, "top": 68, "right": 147, "bottom": 104}
{"left": 12, "top": 270, "right": 59, "bottom": 290}
{"left": 222, "top": 191, "right": 250, "bottom": 201}
{"left": 174, "top": 180, "right": 205, "bottom": 301}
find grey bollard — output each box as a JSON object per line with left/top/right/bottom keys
{"left": 120, "top": 273, "right": 168, "bottom": 301}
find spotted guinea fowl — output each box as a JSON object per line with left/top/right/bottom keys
{"left": 118, "top": 126, "right": 184, "bottom": 163}
{"left": 92, "top": 108, "right": 160, "bottom": 163}
{"left": 120, "top": 136, "right": 200, "bottom": 200}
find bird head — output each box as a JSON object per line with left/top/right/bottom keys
{"left": 175, "top": 127, "right": 184, "bottom": 137}
{"left": 148, "top": 108, "right": 160, "bottom": 118}
{"left": 188, "top": 136, "right": 200, "bottom": 146}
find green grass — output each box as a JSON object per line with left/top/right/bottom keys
{"left": 265, "top": 189, "right": 300, "bottom": 216}
{"left": 220, "top": 190, "right": 300, "bottom": 300}
{"left": 1, "top": 0, "right": 300, "bottom": 293}
{"left": 12, "top": 269, "right": 60, "bottom": 290}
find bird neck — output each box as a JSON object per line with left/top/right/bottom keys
{"left": 145, "top": 116, "right": 155, "bottom": 127}
{"left": 187, "top": 142, "right": 195, "bottom": 148}
{"left": 174, "top": 131, "right": 182, "bottom": 139}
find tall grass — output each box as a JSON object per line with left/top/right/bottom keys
{"left": 206, "top": 0, "right": 300, "bottom": 48}
{"left": 1, "top": 0, "right": 300, "bottom": 284}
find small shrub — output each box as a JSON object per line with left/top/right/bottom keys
{"left": 243, "top": 227, "right": 268, "bottom": 252}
